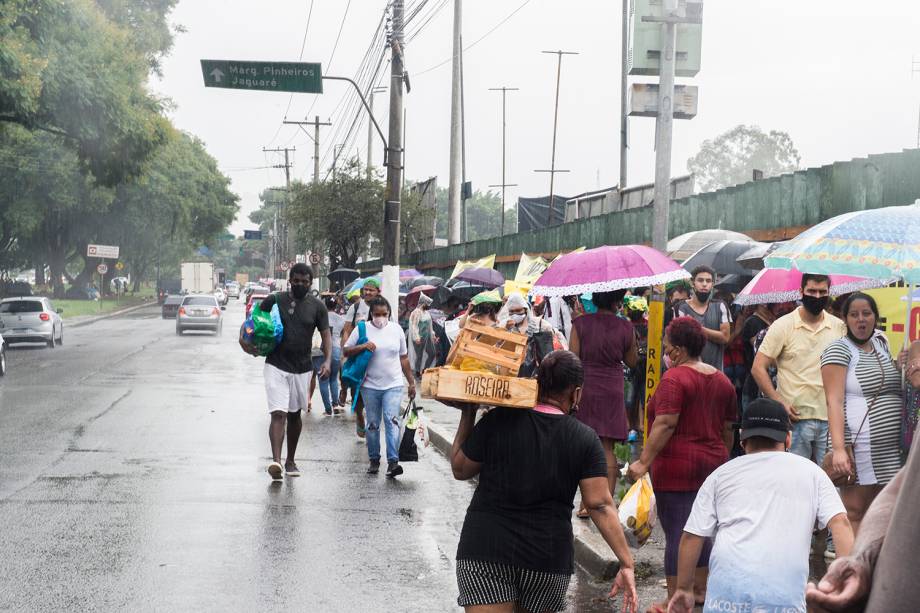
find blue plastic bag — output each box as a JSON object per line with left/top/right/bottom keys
{"left": 341, "top": 320, "right": 372, "bottom": 409}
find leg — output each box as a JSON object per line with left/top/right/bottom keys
{"left": 285, "top": 410, "right": 302, "bottom": 464}
{"left": 414, "top": 341, "right": 425, "bottom": 376}
{"left": 601, "top": 437, "right": 619, "bottom": 495}
{"left": 307, "top": 373, "right": 316, "bottom": 411}
{"left": 813, "top": 419, "right": 830, "bottom": 466}
{"left": 789, "top": 419, "right": 814, "bottom": 461}
{"left": 330, "top": 348, "right": 341, "bottom": 406}
{"left": 382, "top": 387, "right": 404, "bottom": 464}
{"left": 840, "top": 484, "right": 884, "bottom": 536}
{"left": 269, "top": 411, "right": 286, "bottom": 464}
{"left": 362, "top": 389, "right": 384, "bottom": 462}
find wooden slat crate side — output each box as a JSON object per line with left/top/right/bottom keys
{"left": 420, "top": 367, "right": 537, "bottom": 409}
{"left": 445, "top": 321, "right": 528, "bottom": 374}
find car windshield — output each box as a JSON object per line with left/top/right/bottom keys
{"left": 182, "top": 297, "right": 217, "bottom": 306}
{"left": 0, "top": 300, "right": 43, "bottom": 313}
{"left": 164, "top": 296, "right": 183, "bottom": 305}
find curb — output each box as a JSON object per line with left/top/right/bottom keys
{"left": 425, "top": 415, "right": 620, "bottom": 579}
{"left": 67, "top": 301, "right": 157, "bottom": 328}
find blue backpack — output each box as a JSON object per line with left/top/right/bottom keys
{"left": 341, "top": 320, "right": 372, "bottom": 391}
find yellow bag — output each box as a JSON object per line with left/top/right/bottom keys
{"left": 617, "top": 473, "right": 657, "bottom": 548}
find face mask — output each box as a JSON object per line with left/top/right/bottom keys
{"left": 509, "top": 313, "right": 526, "bottom": 324}
{"left": 372, "top": 316, "right": 388, "bottom": 329}
{"left": 801, "top": 295, "right": 828, "bottom": 316}
{"left": 291, "top": 284, "right": 308, "bottom": 299}
{"left": 663, "top": 353, "right": 673, "bottom": 369}
{"left": 695, "top": 290, "right": 711, "bottom": 303}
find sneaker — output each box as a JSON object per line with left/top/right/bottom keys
{"left": 285, "top": 462, "right": 301, "bottom": 477}
{"left": 386, "top": 462, "right": 404, "bottom": 478}
{"left": 367, "top": 460, "right": 380, "bottom": 474}
{"left": 332, "top": 407, "right": 346, "bottom": 416}
{"left": 824, "top": 536, "right": 836, "bottom": 561}
{"left": 267, "top": 462, "right": 283, "bottom": 481}
{"left": 324, "top": 409, "right": 333, "bottom": 416}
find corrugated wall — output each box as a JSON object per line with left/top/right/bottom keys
{"left": 360, "top": 149, "right": 920, "bottom": 279}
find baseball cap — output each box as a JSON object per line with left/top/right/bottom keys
{"left": 741, "top": 398, "right": 791, "bottom": 443}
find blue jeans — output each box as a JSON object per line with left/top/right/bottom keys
{"left": 790, "top": 418, "right": 829, "bottom": 464}
{"left": 311, "top": 346, "right": 342, "bottom": 413}
{"left": 360, "top": 386, "right": 403, "bottom": 463}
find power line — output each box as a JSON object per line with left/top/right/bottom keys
{"left": 266, "top": 0, "right": 316, "bottom": 146}
{"left": 414, "top": 0, "right": 534, "bottom": 77}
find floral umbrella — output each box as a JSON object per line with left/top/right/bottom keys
{"left": 733, "top": 268, "right": 889, "bottom": 306}
{"left": 530, "top": 245, "right": 689, "bottom": 297}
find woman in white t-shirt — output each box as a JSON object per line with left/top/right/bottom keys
{"left": 344, "top": 296, "right": 416, "bottom": 478}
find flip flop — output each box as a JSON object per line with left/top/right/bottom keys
{"left": 576, "top": 508, "right": 591, "bottom": 520}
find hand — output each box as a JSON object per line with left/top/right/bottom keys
{"left": 806, "top": 556, "right": 872, "bottom": 611}
{"left": 505, "top": 320, "right": 515, "bottom": 329}
{"left": 363, "top": 341, "right": 377, "bottom": 352}
{"left": 407, "top": 383, "right": 416, "bottom": 399}
{"left": 784, "top": 402, "right": 800, "bottom": 422}
{"left": 610, "top": 568, "right": 638, "bottom": 613}
{"left": 626, "top": 460, "right": 648, "bottom": 482}
{"left": 318, "top": 362, "right": 331, "bottom": 379}
{"left": 898, "top": 348, "right": 909, "bottom": 369}
{"left": 667, "top": 588, "right": 695, "bottom": 613}
{"left": 831, "top": 449, "right": 852, "bottom": 478}
{"left": 414, "top": 338, "right": 421, "bottom": 345}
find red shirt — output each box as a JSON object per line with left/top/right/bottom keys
{"left": 647, "top": 365, "right": 737, "bottom": 491}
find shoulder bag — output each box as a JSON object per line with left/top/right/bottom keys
{"left": 822, "top": 347, "right": 884, "bottom": 487}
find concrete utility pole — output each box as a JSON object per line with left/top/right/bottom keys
{"left": 382, "top": 0, "right": 405, "bottom": 311}
{"left": 367, "top": 87, "right": 386, "bottom": 179}
{"left": 620, "top": 0, "right": 630, "bottom": 189}
{"left": 537, "top": 50, "right": 577, "bottom": 226}
{"left": 263, "top": 146, "right": 294, "bottom": 266}
{"left": 912, "top": 57, "right": 920, "bottom": 148}
{"left": 488, "top": 86, "right": 519, "bottom": 236}
{"left": 283, "top": 117, "right": 330, "bottom": 183}
{"left": 447, "top": 0, "right": 463, "bottom": 245}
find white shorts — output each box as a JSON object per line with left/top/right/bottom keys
{"left": 263, "top": 363, "right": 310, "bottom": 413}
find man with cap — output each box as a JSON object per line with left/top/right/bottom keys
{"left": 340, "top": 278, "right": 381, "bottom": 438}
{"left": 667, "top": 398, "right": 854, "bottom": 613}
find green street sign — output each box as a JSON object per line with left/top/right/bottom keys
{"left": 200, "top": 60, "right": 323, "bottom": 94}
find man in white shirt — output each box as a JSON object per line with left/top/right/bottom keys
{"left": 668, "top": 398, "right": 854, "bottom": 613}
{"left": 339, "top": 278, "right": 381, "bottom": 438}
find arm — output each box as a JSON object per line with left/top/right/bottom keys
{"left": 341, "top": 321, "right": 354, "bottom": 348}
{"left": 318, "top": 328, "right": 332, "bottom": 378}
{"left": 450, "top": 407, "right": 482, "bottom": 480}
{"left": 399, "top": 354, "right": 416, "bottom": 399}
{"left": 626, "top": 412, "right": 678, "bottom": 480}
{"left": 702, "top": 321, "right": 731, "bottom": 345}
{"left": 623, "top": 333, "right": 639, "bottom": 369}
{"left": 827, "top": 513, "right": 854, "bottom": 558}
{"left": 751, "top": 351, "right": 798, "bottom": 420}
{"left": 721, "top": 421, "right": 734, "bottom": 453}
{"left": 806, "top": 467, "right": 905, "bottom": 610}
{"left": 579, "top": 476, "right": 639, "bottom": 613}
{"left": 668, "top": 533, "right": 706, "bottom": 613}
{"left": 569, "top": 324, "right": 580, "bottom": 357}
{"left": 822, "top": 363, "right": 852, "bottom": 475}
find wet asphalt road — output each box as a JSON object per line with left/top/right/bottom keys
{"left": 0, "top": 301, "right": 623, "bottom": 612}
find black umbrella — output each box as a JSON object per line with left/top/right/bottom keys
{"left": 681, "top": 240, "right": 759, "bottom": 278}
{"left": 447, "top": 281, "right": 489, "bottom": 302}
{"left": 327, "top": 268, "right": 360, "bottom": 289}
{"left": 410, "top": 275, "right": 444, "bottom": 289}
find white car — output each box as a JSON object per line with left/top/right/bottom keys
{"left": 213, "top": 287, "right": 228, "bottom": 306}
{"left": 0, "top": 297, "right": 64, "bottom": 348}
{"left": 226, "top": 283, "right": 240, "bottom": 299}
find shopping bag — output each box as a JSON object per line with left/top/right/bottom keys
{"left": 341, "top": 320, "right": 371, "bottom": 388}
{"left": 399, "top": 399, "right": 427, "bottom": 462}
{"left": 618, "top": 473, "right": 657, "bottom": 548}
{"left": 242, "top": 302, "right": 284, "bottom": 356}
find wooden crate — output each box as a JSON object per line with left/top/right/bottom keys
{"left": 444, "top": 321, "right": 528, "bottom": 376}
{"left": 421, "top": 367, "right": 537, "bottom": 409}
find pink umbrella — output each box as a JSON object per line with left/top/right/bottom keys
{"left": 733, "top": 268, "right": 889, "bottom": 306}
{"left": 530, "top": 245, "right": 690, "bottom": 297}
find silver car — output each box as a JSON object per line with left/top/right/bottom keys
{"left": 176, "top": 295, "right": 223, "bottom": 335}
{"left": 0, "top": 332, "right": 6, "bottom": 376}
{"left": 0, "top": 297, "right": 64, "bottom": 347}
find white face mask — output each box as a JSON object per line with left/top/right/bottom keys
{"left": 509, "top": 313, "right": 526, "bottom": 324}
{"left": 372, "top": 316, "right": 388, "bottom": 329}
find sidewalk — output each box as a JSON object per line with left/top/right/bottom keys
{"left": 418, "top": 397, "right": 667, "bottom": 581}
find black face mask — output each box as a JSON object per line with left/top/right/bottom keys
{"left": 801, "top": 295, "right": 828, "bottom": 316}
{"left": 695, "top": 290, "right": 711, "bottom": 303}
{"left": 291, "top": 285, "right": 308, "bottom": 300}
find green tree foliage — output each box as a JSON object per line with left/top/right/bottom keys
{"left": 0, "top": 0, "right": 171, "bottom": 186}
{"left": 687, "top": 124, "right": 802, "bottom": 193}
{"left": 434, "top": 187, "right": 515, "bottom": 241}
{"left": 286, "top": 159, "right": 383, "bottom": 269}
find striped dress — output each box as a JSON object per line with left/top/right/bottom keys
{"left": 821, "top": 335, "right": 903, "bottom": 485}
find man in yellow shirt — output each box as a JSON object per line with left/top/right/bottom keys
{"left": 751, "top": 274, "right": 846, "bottom": 465}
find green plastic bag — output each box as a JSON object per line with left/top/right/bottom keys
{"left": 243, "top": 303, "right": 284, "bottom": 356}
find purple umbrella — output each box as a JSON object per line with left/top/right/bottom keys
{"left": 400, "top": 268, "right": 422, "bottom": 279}
{"left": 531, "top": 245, "right": 690, "bottom": 297}
{"left": 453, "top": 267, "right": 504, "bottom": 289}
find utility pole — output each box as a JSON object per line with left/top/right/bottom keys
{"left": 537, "top": 50, "right": 578, "bottom": 226}
{"left": 644, "top": 0, "right": 698, "bottom": 252}
{"left": 332, "top": 144, "right": 344, "bottom": 179}
{"left": 382, "top": 0, "right": 405, "bottom": 310}
{"left": 447, "top": 0, "right": 463, "bottom": 245}
{"left": 367, "top": 87, "right": 386, "bottom": 179}
{"left": 488, "top": 86, "right": 519, "bottom": 236}
{"left": 263, "top": 146, "right": 294, "bottom": 266}
{"left": 284, "top": 117, "right": 330, "bottom": 183}
{"left": 620, "top": 0, "right": 630, "bottom": 189}
{"left": 912, "top": 57, "right": 920, "bottom": 148}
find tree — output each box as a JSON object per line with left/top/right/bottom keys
{"left": 434, "top": 187, "right": 513, "bottom": 241}
{"left": 286, "top": 159, "right": 383, "bottom": 269}
{"left": 687, "top": 125, "right": 801, "bottom": 193}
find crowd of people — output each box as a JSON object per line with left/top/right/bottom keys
{"left": 241, "top": 262, "right": 920, "bottom": 612}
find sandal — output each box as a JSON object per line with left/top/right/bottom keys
{"left": 576, "top": 506, "right": 590, "bottom": 520}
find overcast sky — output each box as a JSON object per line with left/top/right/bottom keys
{"left": 151, "top": 0, "right": 920, "bottom": 235}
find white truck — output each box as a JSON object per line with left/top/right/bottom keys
{"left": 181, "top": 262, "right": 216, "bottom": 294}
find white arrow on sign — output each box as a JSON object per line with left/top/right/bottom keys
{"left": 210, "top": 68, "right": 225, "bottom": 83}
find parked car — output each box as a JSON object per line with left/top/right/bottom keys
{"left": 176, "top": 295, "right": 223, "bottom": 335}
{"left": 0, "top": 332, "right": 6, "bottom": 376}
{"left": 161, "top": 295, "right": 183, "bottom": 319}
{"left": 0, "top": 297, "right": 64, "bottom": 347}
